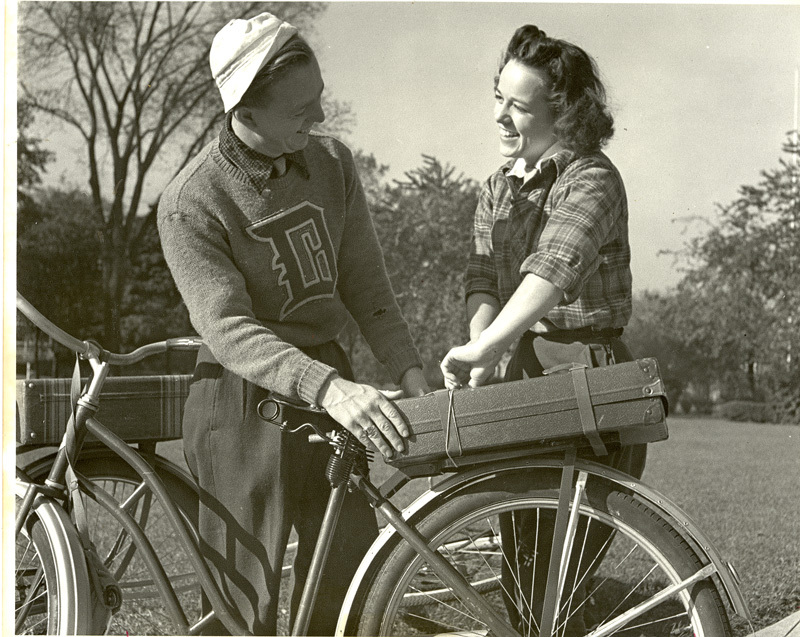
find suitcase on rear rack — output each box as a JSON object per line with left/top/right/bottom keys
{"left": 16, "top": 375, "right": 192, "bottom": 448}
{"left": 388, "top": 358, "right": 668, "bottom": 476}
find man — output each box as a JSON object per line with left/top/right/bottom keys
{"left": 158, "top": 12, "right": 428, "bottom": 635}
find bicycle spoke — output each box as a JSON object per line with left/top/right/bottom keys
{"left": 619, "top": 610, "right": 691, "bottom": 634}
{"left": 15, "top": 514, "right": 65, "bottom": 635}
{"left": 509, "top": 512, "right": 526, "bottom": 637}
{"left": 540, "top": 470, "right": 588, "bottom": 637}
{"left": 555, "top": 515, "right": 591, "bottom": 637}
{"left": 440, "top": 527, "right": 503, "bottom": 598}
{"left": 489, "top": 514, "right": 539, "bottom": 637}
{"left": 554, "top": 525, "right": 616, "bottom": 636}
{"left": 17, "top": 609, "right": 48, "bottom": 635}
{"left": 15, "top": 566, "right": 46, "bottom": 632}
{"left": 399, "top": 605, "right": 486, "bottom": 635}
{"left": 405, "top": 581, "right": 487, "bottom": 628}
{"left": 527, "top": 506, "right": 541, "bottom": 637}
{"left": 601, "top": 563, "right": 659, "bottom": 623}
{"left": 576, "top": 541, "right": 638, "bottom": 618}
{"left": 588, "top": 564, "right": 716, "bottom": 637}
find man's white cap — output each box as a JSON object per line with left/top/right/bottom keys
{"left": 210, "top": 12, "right": 299, "bottom": 112}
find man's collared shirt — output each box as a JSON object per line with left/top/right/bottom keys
{"left": 218, "top": 113, "right": 310, "bottom": 191}
{"left": 466, "top": 149, "right": 632, "bottom": 331}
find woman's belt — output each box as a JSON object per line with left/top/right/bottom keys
{"left": 528, "top": 327, "right": 624, "bottom": 341}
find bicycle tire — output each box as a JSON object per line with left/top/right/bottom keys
{"left": 25, "top": 455, "right": 202, "bottom": 636}
{"left": 352, "top": 469, "right": 732, "bottom": 637}
{"left": 15, "top": 482, "right": 94, "bottom": 635}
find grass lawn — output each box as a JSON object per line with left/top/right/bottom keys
{"left": 639, "top": 417, "right": 800, "bottom": 633}
{"left": 117, "top": 417, "right": 800, "bottom": 634}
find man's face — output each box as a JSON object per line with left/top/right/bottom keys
{"left": 245, "top": 57, "right": 326, "bottom": 156}
{"left": 494, "top": 59, "right": 557, "bottom": 169}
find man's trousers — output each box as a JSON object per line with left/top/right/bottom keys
{"left": 182, "top": 341, "right": 379, "bottom": 635}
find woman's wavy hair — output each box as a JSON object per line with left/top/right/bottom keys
{"left": 498, "top": 25, "right": 614, "bottom": 155}
{"left": 237, "top": 35, "right": 315, "bottom": 109}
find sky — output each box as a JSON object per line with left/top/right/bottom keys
{"left": 34, "top": 1, "right": 800, "bottom": 293}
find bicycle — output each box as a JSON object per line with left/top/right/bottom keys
{"left": 14, "top": 291, "right": 752, "bottom": 636}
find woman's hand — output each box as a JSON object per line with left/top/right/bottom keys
{"left": 440, "top": 338, "right": 506, "bottom": 389}
{"left": 399, "top": 366, "right": 430, "bottom": 397}
{"left": 443, "top": 275, "right": 563, "bottom": 389}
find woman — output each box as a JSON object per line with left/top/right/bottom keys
{"left": 440, "top": 25, "right": 647, "bottom": 634}
{"left": 158, "top": 12, "right": 428, "bottom": 636}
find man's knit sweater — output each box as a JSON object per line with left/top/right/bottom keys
{"left": 158, "top": 133, "right": 421, "bottom": 406}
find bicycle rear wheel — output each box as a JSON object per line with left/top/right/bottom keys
{"left": 354, "top": 469, "right": 731, "bottom": 637}
{"left": 15, "top": 481, "right": 94, "bottom": 635}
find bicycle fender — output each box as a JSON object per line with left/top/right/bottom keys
{"left": 18, "top": 447, "right": 199, "bottom": 495}
{"left": 15, "top": 480, "right": 96, "bottom": 633}
{"left": 572, "top": 458, "right": 752, "bottom": 622}
{"left": 335, "top": 456, "right": 750, "bottom": 635}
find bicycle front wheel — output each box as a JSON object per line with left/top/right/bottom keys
{"left": 354, "top": 469, "right": 731, "bottom": 637}
{"left": 15, "top": 482, "right": 94, "bottom": 635}
{"left": 22, "top": 453, "right": 202, "bottom": 635}
{"left": 69, "top": 456, "right": 202, "bottom": 636}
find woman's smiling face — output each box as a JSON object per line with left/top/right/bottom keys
{"left": 494, "top": 59, "right": 557, "bottom": 169}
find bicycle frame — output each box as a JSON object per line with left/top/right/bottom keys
{"left": 291, "top": 456, "right": 520, "bottom": 637}
{"left": 15, "top": 290, "right": 751, "bottom": 637}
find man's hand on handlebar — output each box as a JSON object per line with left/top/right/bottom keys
{"left": 317, "top": 376, "right": 411, "bottom": 459}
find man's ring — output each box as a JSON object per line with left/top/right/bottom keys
{"left": 364, "top": 425, "right": 380, "bottom": 438}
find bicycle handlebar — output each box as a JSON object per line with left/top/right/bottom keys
{"left": 16, "top": 293, "right": 93, "bottom": 357}
{"left": 16, "top": 292, "right": 202, "bottom": 366}
{"left": 105, "top": 338, "right": 203, "bottom": 366}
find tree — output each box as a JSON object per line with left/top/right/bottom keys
{"left": 18, "top": 185, "right": 197, "bottom": 375}
{"left": 17, "top": 99, "right": 55, "bottom": 250}
{"left": 17, "top": 99, "right": 53, "bottom": 193}
{"left": 122, "top": 213, "right": 193, "bottom": 349}
{"left": 667, "top": 135, "right": 800, "bottom": 419}
{"left": 625, "top": 291, "right": 719, "bottom": 413}
{"left": 17, "top": 187, "right": 105, "bottom": 376}
{"left": 19, "top": 1, "right": 326, "bottom": 350}
{"left": 345, "top": 155, "right": 479, "bottom": 387}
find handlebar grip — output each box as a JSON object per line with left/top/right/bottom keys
{"left": 165, "top": 337, "right": 203, "bottom": 351}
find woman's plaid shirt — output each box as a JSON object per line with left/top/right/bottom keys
{"left": 466, "top": 149, "right": 632, "bottom": 331}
